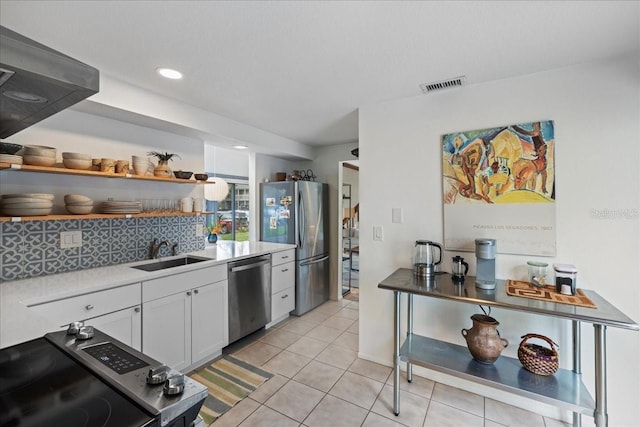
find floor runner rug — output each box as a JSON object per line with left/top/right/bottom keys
{"left": 189, "top": 355, "right": 273, "bottom": 425}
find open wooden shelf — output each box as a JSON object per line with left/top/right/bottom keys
{"left": 0, "top": 211, "right": 213, "bottom": 222}
{"left": 0, "top": 162, "right": 206, "bottom": 184}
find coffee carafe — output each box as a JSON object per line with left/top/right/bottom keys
{"left": 413, "top": 240, "right": 442, "bottom": 277}
{"left": 452, "top": 256, "right": 469, "bottom": 283}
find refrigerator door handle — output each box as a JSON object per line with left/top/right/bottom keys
{"left": 298, "top": 190, "right": 305, "bottom": 247}
{"left": 299, "top": 255, "right": 329, "bottom": 266}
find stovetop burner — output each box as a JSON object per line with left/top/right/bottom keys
{"left": 0, "top": 338, "right": 153, "bottom": 427}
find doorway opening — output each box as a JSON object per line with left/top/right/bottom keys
{"left": 339, "top": 161, "right": 359, "bottom": 296}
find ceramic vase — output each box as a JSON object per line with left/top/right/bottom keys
{"left": 461, "top": 314, "right": 508, "bottom": 364}
{"left": 207, "top": 233, "right": 218, "bottom": 244}
{"left": 154, "top": 160, "right": 172, "bottom": 177}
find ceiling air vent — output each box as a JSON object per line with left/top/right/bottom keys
{"left": 420, "top": 76, "right": 466, "bottom": 94}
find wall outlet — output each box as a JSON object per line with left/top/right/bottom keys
{"left": 373, "top": 225, "right": 384, "bottom": 241}
{"left": 60, "top": 231, "right": 82, "bottom": 249}
{"left": 195, "top": 223, "right": 204, "bottom": 237}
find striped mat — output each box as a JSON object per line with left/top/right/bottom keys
{"left": 189, "top": 355, "right": 273, "bottom": 425}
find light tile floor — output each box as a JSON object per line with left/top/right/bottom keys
{"left": 213, "top": 299, "right": 570, "bottom": 427}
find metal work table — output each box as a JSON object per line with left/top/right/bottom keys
{"left": 378, "top": 268, "right": 638, "bottom": 427}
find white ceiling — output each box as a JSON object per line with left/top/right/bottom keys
{"left": 1, "top": 1, "right": 638, "bottom": 146}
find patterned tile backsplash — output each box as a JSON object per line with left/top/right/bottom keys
{"left": 1, "top": 215, "right": 206, "bottom": 282}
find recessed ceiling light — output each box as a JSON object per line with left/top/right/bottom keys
{"left": 157, "top": 67, "right": 183, "bottom": 80}
{"left": 233, "top": 145, "right": 248, "bottom": 150}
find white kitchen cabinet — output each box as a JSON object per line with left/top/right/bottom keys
{"left": 192, "top": 280, "right": 228, "bottom": 363}
{"left": 3, "top": 283, "right": 142, "bottom": 349}
{"left": 143, "top": 291, "right": 191, "bottom": 370}
{"left": 268, "top": 249, "right": 295, "bottom": 327}
{"left": 87, "top": 305, "right": 142, "bottom": 350}
{"left": 142, "top": 264, "right": 228, "bottom": 372}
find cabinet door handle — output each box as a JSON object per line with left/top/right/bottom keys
{"left": 186, "top": 291, "right": 192, "bottom": 296}
{"left": 194, "top": 289, "right": 199, "bottom": 295}
{"left": 281, "top": 294, "right": 288, "bottom": 299}
{"left": 281, "top": 268, "right": 288, "bottom": 272}
{"left": 85, "top": 304, "right": 94, "bottom": 311}
{"left": 282, "top": 255, "right": 289, "bottom": 259}
{"left": 134, "top": 307, "right": 141, "bottom": 313}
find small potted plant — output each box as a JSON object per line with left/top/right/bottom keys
{"left": 148, "top": 151, "right": 181, "bottom": 177}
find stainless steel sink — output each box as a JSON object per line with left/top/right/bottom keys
{"left": 131, "top": 256, "right": 211, "bottom": 272}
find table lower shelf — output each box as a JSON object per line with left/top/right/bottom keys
{"left": 400, "top": 334, "right": 595, "bottom": 416}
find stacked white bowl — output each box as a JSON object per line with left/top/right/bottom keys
{"left": 62, "top": 152, "right": 92, "bottom": 170}
{"left": 23, "top": 145, "right": 57, "bottom": 167}
{"left": 132, "top": 155, "right": 151, "bottom": 176}
{"left": 1, "top": 193, "right": 54, "bottom": 216}
{"left": 64, "top": 194, "right": 94, "bottom": 215}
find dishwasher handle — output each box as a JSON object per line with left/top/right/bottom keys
{"left": 230, "top": 259, "right": 271, "bottom": 273}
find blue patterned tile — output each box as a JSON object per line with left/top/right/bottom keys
{"left": 24, "top": 221, "right": 45, "bottom": 233}
{"left": 2, "top": 221, "right": 26, "bottom": 234}
{"left": 23, "top": 260, "right": 45, "bottom": 277}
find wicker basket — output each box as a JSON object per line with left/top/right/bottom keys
{"left": 518, "top": 333, "right": 559, "bottom": 376}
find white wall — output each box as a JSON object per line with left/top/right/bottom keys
{"left": 3, "top": 109, "right": 206, "bottom": 207}
{"left": 358, "top": 55, "right": 639, "bottom": 425}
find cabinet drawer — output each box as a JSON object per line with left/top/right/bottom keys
{"left": 143, "top": 264, "right": 227, "bottom": 302}
{"left": 29, "top": 283, "right": 141, "bottom": 328}
{"left": 272, "top": 286, "right": 295, "bottom": 320}
{"left": 272, "top": 262, "right": 295, "bottom": 294}
{"left": 272, "top": 249, "right": 295, "bottom": 266}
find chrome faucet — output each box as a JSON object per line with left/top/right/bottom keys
{"left": 149, "top": 239, "right": 169, "bottom": 259}
{"left": 171, "top": 242, "right": 179, "bottom": 256}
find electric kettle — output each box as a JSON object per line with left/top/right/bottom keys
{"left": 413, "top": 240, "right": 442, "bottom": 277}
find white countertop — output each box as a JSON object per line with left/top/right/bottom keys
{"left": 1, "top": 241, "right": 296, "bottom": 307}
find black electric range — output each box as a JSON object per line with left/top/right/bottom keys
{"left": 0, "top": 326, "right": 207, "bottom": 427}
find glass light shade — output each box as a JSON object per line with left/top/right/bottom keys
{"left": 204, "top": 177, "right": 229, "bottom": 201}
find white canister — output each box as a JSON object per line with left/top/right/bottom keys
{"left": 181, "top": 197, "right": 193, "bottom": 213}
{"left": 553, "top": 263, "right": 578, "bottom": 295}
{"left": 193, "top": 198, "right": 204, "bottom": 213}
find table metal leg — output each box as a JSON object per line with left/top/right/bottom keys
{"left": 407, "top": 294, "right": 413, "bottom": 383}
{"left": 393, "top": 291, "right": 401, "bottom": 416}
{"left": 572, "top": 320, "right": 582, "bottom": 427}
{"left": 594, "top": 324, "right": 608, "bottom": 427}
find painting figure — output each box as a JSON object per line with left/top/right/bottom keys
{"left": 442, "top": 120, "right": 555, "bottom": 204}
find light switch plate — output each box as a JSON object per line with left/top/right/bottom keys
{"left": 195, "top": 223, "right": 204, "bottom": 237}
{"left": 60, "top": 231, "right": 82, "bottom": 249}
{"left": 373, "top": 225, "right": 384, "bottom": 241}
{"left": 392, "top": 207, "right": 403, "bottom": 223}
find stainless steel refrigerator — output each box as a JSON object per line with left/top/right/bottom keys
{"left": 260, "top": 181, "right": 330, "bottom": 315}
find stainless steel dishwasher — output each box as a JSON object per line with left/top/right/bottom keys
{"left": 228, "top": 254, "right": 272, "bottom": 343}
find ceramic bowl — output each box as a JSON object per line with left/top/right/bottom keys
{"left": 65, "top": 200, "right": 94, "bottom": 207}
{"left": 65, "top": 204, "right": 93, "bottom": 215}
{"left": 64, "top": 194, "right": 92, "bottom": 204}
{"left": 0, "top": 154, "right": 23, "bottom": 164}
{"left": 194, "top": 173, "right": 208, "bottom": 181}
{"left": 23, "top": 155, "right": 57, "bottom": 167}
{"left": 62, "top": 152, "right": 91, "bottom": 160}
{"left": 63, "top": 158, "right": 92, "bottom": 170}
{"left": 3, "top": 193, "right": 54, "bottom": 200}
{"left": 24, "top": 145, "right": 56, "bottom": 157}
{"left": 173, "top": 170, "right": 193, "bottom": 179}
{"left": 0, "top": 141, "right": 23, "bottom": 155}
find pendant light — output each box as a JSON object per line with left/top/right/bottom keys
{"left": 204, "top": 176, "right": 229, "bottom": 201}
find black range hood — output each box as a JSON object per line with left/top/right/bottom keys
{"left": 0, "top": 26, "right": 99, "bottom": 138}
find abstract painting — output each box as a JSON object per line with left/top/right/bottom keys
{"left": 442, "top": 120, "right": 556, "bottom": 256}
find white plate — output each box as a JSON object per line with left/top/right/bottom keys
{"left": 0, "top": 197, "right": 53, "bottom": 206}
{"left": 2, "top": 193, "right": 54, "bottom": 200}
{"left": 2, "top": 207, "right": 52, "bottom": 216}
